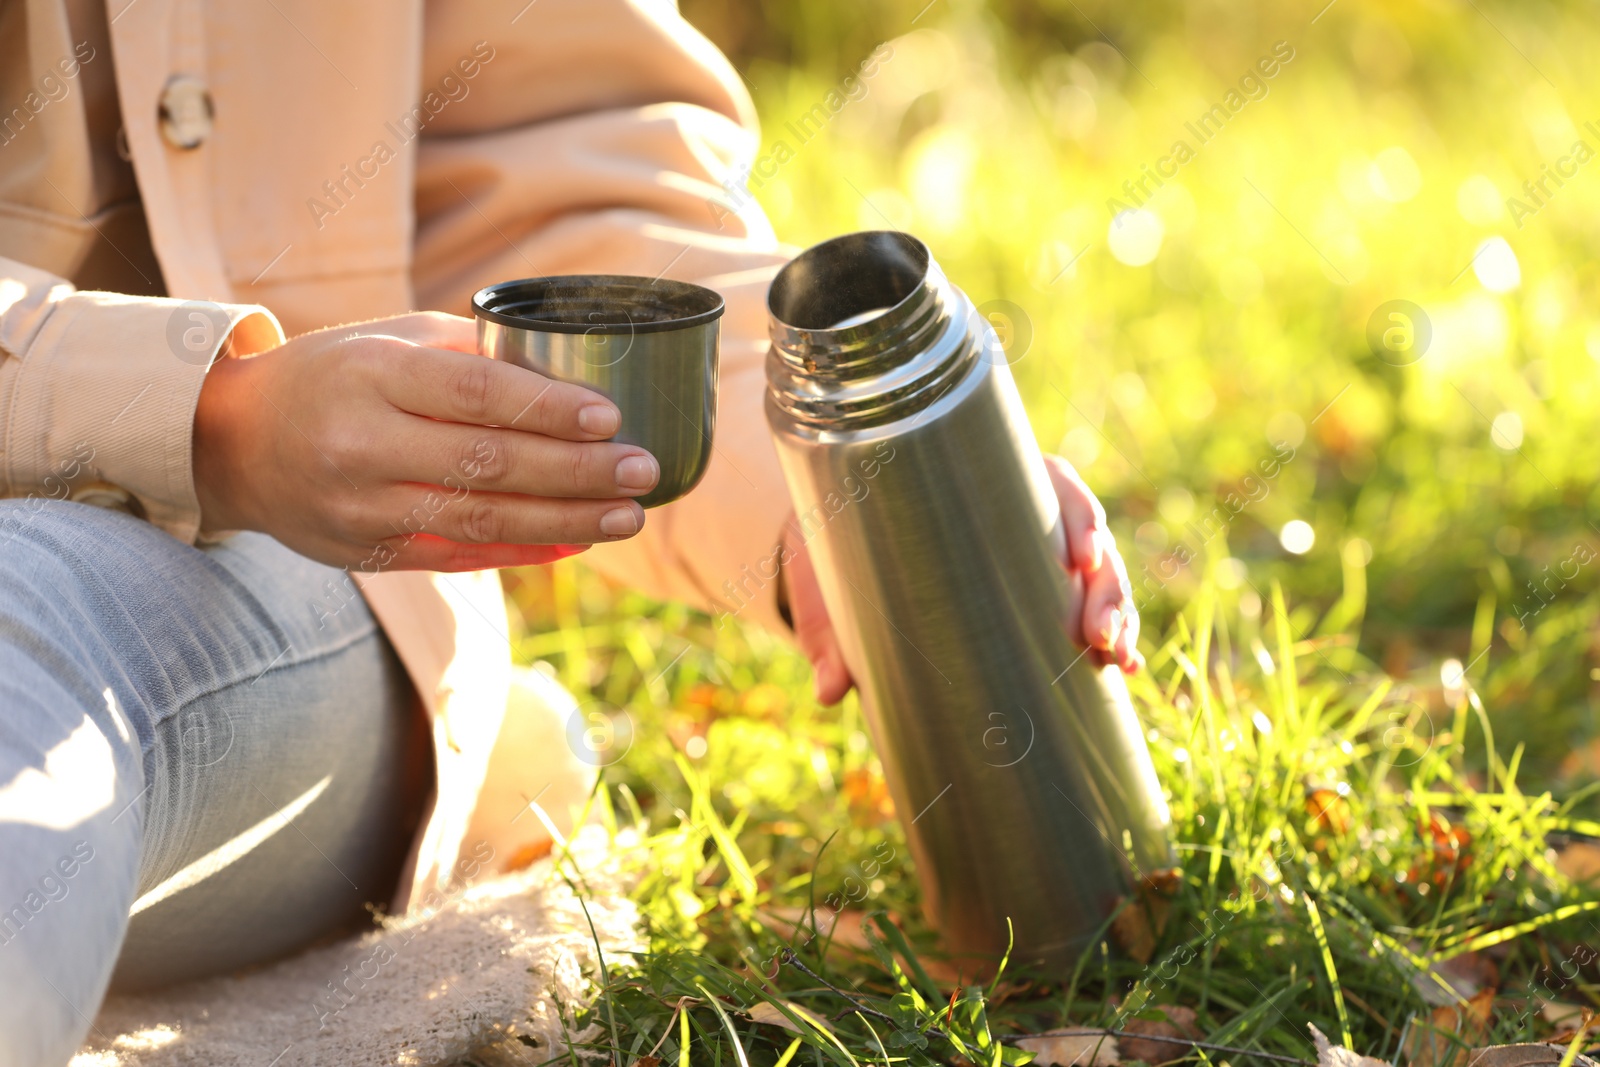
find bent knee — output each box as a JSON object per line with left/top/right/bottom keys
{"left": 463, "top": 666, "right": 599, "bottom": 875}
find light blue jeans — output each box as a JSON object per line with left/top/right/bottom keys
{"left": 0, "top": 501, "right": 426, "bottom": 1067}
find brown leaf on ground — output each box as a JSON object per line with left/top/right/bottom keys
{"left": 1110, "top": 871, "right": 1180, "bottom": 965}
{"left": 1411, "top": 812, "right": 1472, "bottom": 889}
{"left": 1119, "top": 1006, "right": 1201, "bottom": 1065}
{"left": 1409, "top": 948, "right": 1499, "bottom": 1006}
{"left": 1542, "top": 1031, "right": 1591, "bottom": 1053}
{"left": 1460, "top": 1045, "right": 1599, "bottom": 1067}
{"left": 1541, "top": 1000, "right": 1589, "bottom": 1029}
{"left": 1014, "top": 1031, "right": 1122, "bottom": 1067}
{"left": 1110, "top": 896, "right": 1157, "bottom": 963}
{"left": 1405, "top": 988, "right": 1495, "bottom": 1067}
{"left": 843, "top": 766, "right": 896, "bottom": 824}
{"left": 1554, "top": 841, "right": 1600, "bottom": 886}
{"left": 1559, "top": 738, "right": 1600, "bottom": 783}
{"left": 758, "top": 907, "right": 963, "bottom": 985}
{"left": 746, "top": 1000, "right": 836, "bottom": 1035}
{"left": 1139, "top": 869, "right": 1179, "bottom": 943}
{"left": 1463, "top": 987, "right": 1496, "bottom": 1027}
{"left": 1142, "top": 868, "right": 1184, "bottom": 898}
{"left": 763, "top": 907, "right": 872, "bottom": 951}
{"left": 1310, "top": 1023, "right": 1389, "bottom": 1067}
{"left": 1307, "top": 788, "right": 1353, "bottom": 835}
{"left": 1443, "top": 954, "right": 1500, "bottom": 999}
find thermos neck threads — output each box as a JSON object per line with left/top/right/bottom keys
{"left": 766, "top": 231, "right": 978, "bottom": 430}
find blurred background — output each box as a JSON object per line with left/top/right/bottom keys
{"left": 507, "top": 0, "right": 1600, "bottom": 817}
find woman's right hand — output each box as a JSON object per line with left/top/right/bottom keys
{"left": 193, "top": 311, "right": 658, "bottom": 572}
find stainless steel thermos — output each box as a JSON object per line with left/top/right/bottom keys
{"left": 764, "top": 231, "right": 1173, "bottom": 970}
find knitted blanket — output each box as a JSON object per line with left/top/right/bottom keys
{"left": 72, "top": 830, "right": 640, "bottom": 1067}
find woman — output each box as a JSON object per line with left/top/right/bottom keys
{"left": 0, "top": 1, "right": 1140, "bottom": 1061}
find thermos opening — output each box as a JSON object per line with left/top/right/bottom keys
{"left": 768, "top": 231, "right": 929, "bottom": 331}
{"left": 766, "top": 230, "right": 970, "bottom": 422}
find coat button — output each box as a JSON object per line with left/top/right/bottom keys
{"left": 158, "top": 75, "right": 213, "bottom": 149}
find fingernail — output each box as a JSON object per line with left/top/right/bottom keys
{"left": 600, "top": 506, "right": 639, "bottom": 537}
{"left": 1100, "top": 606, "right": 1122, "bottom": 646}
{"left": 615, "top": 454, "right": 659, "bottom": 492}
{"left": 578, "top": 404, "right": 619, "bottom": 436}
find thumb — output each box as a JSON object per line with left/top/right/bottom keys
{"left": 782, "top": 522, "right": 853, "bottom": 705}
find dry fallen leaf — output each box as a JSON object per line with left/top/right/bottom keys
{"left": 1461, "top": 1044, "right": 1598, "bottom": 1067}
{"left": 1119, "top": 1006, "right": 1201, "bottom": 1065}
{"left": 1110, "top": 898, "right": 1157, "bottom": 963}
{"left": 1143, "top": 868, "right": 1184, "bottom": 897}
{"left": 1140, "top": 871, "right": 1179, "bottom": 940}
{"left": 1310, "top": 1023, "right": 1389, "bottom": 1067}
{"left": 1411, "top": 812, "right": 1472, "bottom": 889}
{"left": 1111, "top": 870, "right": 1182, "bottom": 964}
{"left": 746, "top": 1000, "right": 836, "bottom": 1036}
{"left": 762, "top": 907, "right": 873, "bottom": 951}
{"left": 1307, "top": 788, "right": 1353, "bottom": 835}
{"left": 759, "top": 907, "right": 964, "bottom": 985}
{"left": 1559, "top": 738, "right": 1600, "bottom": 783}
{"left": 1409, "top": 949, "right": 1499, "bottom": 1007}
{"left": 1405, "top": 988, "right": 1495, "bottom": 1067}
{"left": 843, "top": 766, "right": 896, "bottom": 823}
{"left": 1541, "top": 1001, "right": 1588, "bottom": 1028}
{"left": 1014, "top": 1031, "right": 1122, "bottom": 1067}
{"left": 1554, "top": 842, "right": 1600, "bottom": 886}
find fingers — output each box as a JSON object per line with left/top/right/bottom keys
{"left": 1092, "top": 594, "right": 1143, "bottom": 673}
{"left": 1044, "top": 453, "right": 1143, "bottom": 673}
{"left": 352, "top": 485, "right": 645, "bottom": 547}
{"left": 1113, "top": 612, "right": 1145, "bottom": 674}
{"left": 781, "top": 519, "right": 854, "bottom": 704}
{"left": 373, "top": 343, "right": 622, "bottom": 442}
{"left": 388, "top": 422, "right": 659, "bottom": 500}
{"left": 1082, "top": 561, "right": 1125, "bottom": 651}
{"left": 1081, "top": 541, "right": 1143, "bottom": 673}
{"left": 385, "top": 534, "right": 592, "bottom": 572}
{"left": 1043, "top": 453, "right": 1108, "bottom": 572}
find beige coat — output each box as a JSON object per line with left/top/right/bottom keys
{"left": 0, "top": 0, "right": 792, "bottom": 909}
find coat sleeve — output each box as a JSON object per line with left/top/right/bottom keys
{"left": 412, "top": 0, "right": 795, "bottom": 633}
{"left": 0, "top": 256, "right": 282, "bottom": 542}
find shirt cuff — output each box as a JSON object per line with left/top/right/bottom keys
{"left": 4, "top": 289, "right": 283, "bottom": 544}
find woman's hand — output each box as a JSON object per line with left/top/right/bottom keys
{"left": 193, "top": 311, "right": 660, "bottom": 571}
{"left": 782, "top": 452, "right": 1142, "bottom": 704}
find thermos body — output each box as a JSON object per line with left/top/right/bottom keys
{"left": 764, "top": 232, "right": 1172, "bottom": 968}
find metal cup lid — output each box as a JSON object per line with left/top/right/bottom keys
{"left": 472, "top": 275, "right": 724, "bottom": 335}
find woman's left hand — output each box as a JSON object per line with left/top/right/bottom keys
{"left": 780, "top": 452, "right": 1142, "bottom": 704}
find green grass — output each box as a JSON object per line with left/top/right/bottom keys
{"left": 502, "top": 557, "right": 1600, "bottom": 1066}
{"left": 493, "top": 0, "right": 1600, "bottom": 1060}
